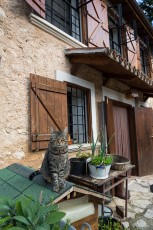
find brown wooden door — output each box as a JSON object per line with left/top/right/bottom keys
{"left": 106, "top": 98, "right": 133, "bottom": 161}
{"left": 86, "top": 0, "right": 109, "bottom": 47}
{"left": 134, "top": 107, "right": 153, "bottom": 176}
{"left": 30, "top": 74, "right": 68, "bottom": 150}
{"left": 113, "top": 105, "right": 131, "bottom": 160}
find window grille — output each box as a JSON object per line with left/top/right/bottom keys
{"left": 109, "top": 17, "right": 121, "bottom": 54}
{"left": 46, "top": 0, "right": 81, "bottom": 41}
{"left": 67, "top": 85, "right": 87, "bottom": 144}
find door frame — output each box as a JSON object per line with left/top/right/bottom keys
{"left": 105, "top": 97, "right": 137, "bottom": 175}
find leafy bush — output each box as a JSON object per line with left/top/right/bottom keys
{"left": 0, "top": 196, "right": 69, "bottom": 230}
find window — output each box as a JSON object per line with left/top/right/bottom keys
{"left": 67, "top": 85, "right": 88, "bottom": 144}
{"left": 109, "top": 21, "right": 121, "bottom": 54}
{"left": 56, "top": 70, "right": 97, "bottom": 146}
{"left": 108, "top": 5, "right": 122, "bottom": 55}
{"left": 30, "top": 72, "right": 96, "bottom": 150}
{"left": 140, "top": 47, "right": 147, "bottom": 74}
{"left": 46, "top": 0, "right": 81, "bottom": 41}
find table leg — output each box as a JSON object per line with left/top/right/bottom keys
{"left": 125, "top": 173, "right": 128, "bottom": 217}
{"left": 101, "top": 184, "right": 105, "bottom": 217}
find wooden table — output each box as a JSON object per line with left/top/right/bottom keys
{"left": 68, "top": 164, "right": 135, "bottom": 218}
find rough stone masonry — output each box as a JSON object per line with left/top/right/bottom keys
{"left": 0, "top": 0, "right": 103, "bottom": 169}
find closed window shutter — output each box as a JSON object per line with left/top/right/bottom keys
{"left": 126, "top": 26, "right": 137, "bottom": 68}
{"left": 30, "top": 74, "right": 68, "bottom": 150}
{"left": 136, "top": 40, "right": 141, "bottom": 69}
{"left": 86, "top": 0, "right": 109, "bottom": 47}
{"left": 25, "top": 0, "right": 45, "bottom": 18}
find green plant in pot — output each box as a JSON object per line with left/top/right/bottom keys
{"left": 70, "top": 145, "right": 91, "bottom": 176}
{"left": 88, "top": 133, "right": 114, "bottom": 179}
{"left": 99, "top": 217, "right": 125, "bottom": 230}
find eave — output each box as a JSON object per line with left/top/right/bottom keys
{"left": 65, "top": 47, "right": 153, "bottom": 98}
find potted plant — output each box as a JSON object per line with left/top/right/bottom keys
{"left": 99, "top": 217, "right": 125, "bottom": 230}
{"left": 88, "top": 133, "right": 114, "bottom": 179}
{"left": 70, "top": 145, "right": 91, "bottom": 176}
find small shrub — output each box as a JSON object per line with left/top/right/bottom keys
{"left": 0, "top": 196, "right": 69, "bottom": 230}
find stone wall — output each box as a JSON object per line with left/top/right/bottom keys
{"left": 0, "top": 0, "right": 103, "bottom": 168}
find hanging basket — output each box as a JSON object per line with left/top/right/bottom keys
{"left": 111, "top": 154, "right": 130, "bottom": 171}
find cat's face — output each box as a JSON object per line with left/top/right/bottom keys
{"left": 50, "top": 129, "right": 68, "bottom": 148}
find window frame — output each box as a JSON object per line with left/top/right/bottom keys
{"left": 45, "top": 0, "right": 81, "bottom": 41}
{"left": 139, "top": 40, "right": 150, "bottom": 76}
{"left": 108, "top": 8, "right": 122, "bottom": 55}
{"left": 67, "top": 82, "right": 91, "bottom": 144}
{"left": 56, "top": 70, "right": 97, "bottom": 146}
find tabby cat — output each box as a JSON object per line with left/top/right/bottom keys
{"left": 29, "top": 127, "right": 70, "bottom": 192}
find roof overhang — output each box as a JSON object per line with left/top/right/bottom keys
{"left": 65, "top": 47, "right": 153, "bottom": 98}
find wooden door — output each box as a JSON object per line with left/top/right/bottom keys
{"left": 106, "top": 98, "right": 133, "bottom": 161}
{"left": 113, "top": 105, "right": 131, "bottom": 160}
{"left": 86, "top": 0, "right": 109, "bottom": 47}
{"left": 134, "top": 107, "right": 153, "bottom": 176}
{"left": 30, "top": 74, "right": 68, "bottom": 150}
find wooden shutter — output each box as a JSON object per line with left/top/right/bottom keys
{"left": 134, "top": 107, "right": 153, "bottom": 176}
{"left": 126, "top": 26, "right": 137, "bottom": 68}
{"left": 30, "top": 74, "right": 68, "bottom": 150}
{"left": 136, "top": 39, "right": 141, "bottom": 69}
{"left": 25, "top": 0, "right": 45, "bottom": 18}
{"left": 86, "top": 0, "right": 109, "bottom": 47}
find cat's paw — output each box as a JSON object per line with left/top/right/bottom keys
{"left": 59, "top": 178, "right": 66, "bottom": 189}
{"left": 52, "top": 184, "right": 59, "bottom": 192}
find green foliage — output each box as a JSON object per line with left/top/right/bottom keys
{"left": 76, "top": 144, "right": 91, "bottom": 159}
{"left": 76, "top": 152, "right": 91, "bottom": 159}
{"left": 89, "top": 131, "right": 114, "bottom": 166}
{"left": 99, "top": 218, "right": 124, "bottom": 230}
{"left": 138, "top": 0, "right": 153, "bottom": 24}
{"left": 0, "top": 196, "right": 69, "bottom": 230}
{"left": 91, "top": 155, "right": 113, "bottom": 166}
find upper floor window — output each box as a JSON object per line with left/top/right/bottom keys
{"left": 108, "top": 5, "right": 122, "bottom": 55}
{"left": 109, "top": 17, "right": 121, "bottom": 54}
{"left": 46, "top": 0, "right": 81, "bottom": 41}
{"left": 140, "top": 47, "right": 147, "bottom": 75}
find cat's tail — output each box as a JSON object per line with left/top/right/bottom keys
{"left": 29, "top": 170, "right": 41, "bottom": 180}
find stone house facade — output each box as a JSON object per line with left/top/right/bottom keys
{"left": 0, "top": 0, "right": 153, "bottom": 175}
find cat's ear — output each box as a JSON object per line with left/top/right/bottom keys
{"left": 50, "top": 127, "right": 54, "bottom": 133}
{"left": 63, "top": 127, "right": 68, "bottom": 134}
